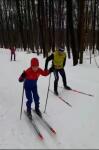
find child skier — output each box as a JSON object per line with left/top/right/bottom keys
{"left": 19, "top": 57, "right": 52, "bottom": 119}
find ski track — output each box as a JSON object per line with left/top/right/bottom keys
{"left": 0, "top": 49, "right": 99, "bottom": 149}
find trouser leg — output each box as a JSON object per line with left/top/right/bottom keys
{"left": 14, "top": 53, "right": 16, "bottom": 61}
{"left": 32, "top": 86, "right": 40, "bottom": 111}
{"left": 25, "top": 89, "right": 32, "bottom": 113}
{"left": 54, "top": 70, "right": 59, "bottom": 93}
{"left": 59, "top": 69, "right": 67, "bottom": 87}
{"left": 11, "top": 53, "right": 12, "bottom": 61}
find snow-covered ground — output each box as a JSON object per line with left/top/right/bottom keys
{"left": 0, "top": 48, "right": 99, "bottom": 149}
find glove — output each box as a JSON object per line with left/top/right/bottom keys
{"left": 21, "top": 71, "right": 26, "bottom": 78}
{"left": 19, "top": 71, "right": 26, "bottom": 82}
{"left": 49, "top": 67, "right": 54, "bottom": 73}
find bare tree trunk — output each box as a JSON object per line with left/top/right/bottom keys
{"left": 92, "top": 0, "right": 97, "bottom": 54}
{"left": 51, "top": 0, "right": 55, "bottom": 52}
{"left": 67, "top": 0, "right": 78, "bottom": 66}
{"left": 77, "top": 0, "right": 85, "bottom": 64}
{"left": 16, "top": 0, "right": 26, "bottom": 51}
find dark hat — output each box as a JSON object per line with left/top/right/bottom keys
{"left": 58, "top": 48, "right": 64, "bottom": 52}
{"left": 31, "top": 58, "right": 39, "bottom": 67}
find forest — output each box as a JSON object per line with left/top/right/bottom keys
{"left": 0, "top": 0, "right": 99, "bottom": 65}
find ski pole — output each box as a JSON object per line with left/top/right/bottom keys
{"left": 44, "top": 73, "right": 51, "bottom": 113}
{"left": 59, "top": 86, "right": 94, "bottom": 97}
{"left": 20, "top": 82, "right": 25, "bottom": 120}
{"left": 49, "top": 89, "right": 72, "bottom": 107}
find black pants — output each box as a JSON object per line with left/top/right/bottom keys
{"left": 54, "top": 68, "right": 67, "bottom": 92}
{"left": 11, "top": 53, "right": 16, "bottom": 61}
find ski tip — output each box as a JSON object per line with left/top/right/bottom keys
{"left": 39, "top": 134, "right": 44, "bottom": 140}
{"left": 50, "top": 128, "right": 56, "bottom": 134}
{"left": 89, "top": 94, "right": 94, "bottom": 97}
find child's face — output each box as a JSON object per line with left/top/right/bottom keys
{"left": 32, "top": 66, "right": 38, "bottom": 72}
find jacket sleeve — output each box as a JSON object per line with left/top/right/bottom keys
{"left": 63, "top": 56, "right": 66, "bottom": 67}
{"left": 45, "top": 54, "right": 54, "bottom": 70}
{"left": 39, "top": 68, "right": 50, "bottom": 76}
{"left": 19, "top": 71, "right": 26, "bottom": 82}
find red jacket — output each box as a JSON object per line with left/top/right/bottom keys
{"left": 19, "top": 67, "right": 49, "bottom": 81}
{"left": 10, "top": 47, "right": 16, "bottom": 53}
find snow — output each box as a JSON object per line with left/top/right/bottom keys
{"left": 0, "top": 48, "right": 99, "bottom": 149}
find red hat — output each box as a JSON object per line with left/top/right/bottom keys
{"left": 31, "top": 58, "right": 39, "bottom": 67}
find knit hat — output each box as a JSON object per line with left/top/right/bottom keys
{"left": 31, "top": 58, "right": 39, "bottom": 67}
{"left": 58, "top": 48, "right": 64, "bottom": 52}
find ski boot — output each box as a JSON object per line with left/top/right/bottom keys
{"left": 54, "top": 90, "right": 59, "bottom": 96}
{"left": 35, "top": 109, "right": 42, "bottom": 118}
{"left": 64, "top": 85, "right": 72, "bottom": 90}
{"left": 27, "top": 110, "right": 32, "bottom": 120}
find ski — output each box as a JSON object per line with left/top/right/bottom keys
{"left": 71, "top": 89, "right": 94, "bottom": 97}
{"left": 59, "top": 86, "right": 94, "bottom": 97}
{"left": 49, "top": 89, "right": 72, "bottom": 107}
{"left": 32, "top": 109, "right": 56, "bottom": 135}
{"left": 24, "top": 111, "right": 44, "bottom": 140}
